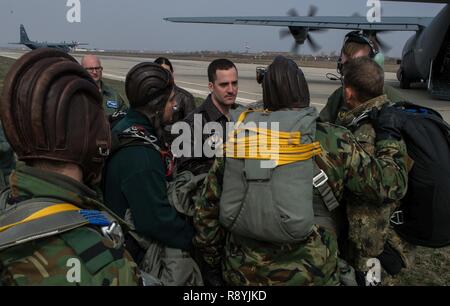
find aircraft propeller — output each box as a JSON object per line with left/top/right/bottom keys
{"left": 279, "top": 5, "right": 326, "bottom": 53}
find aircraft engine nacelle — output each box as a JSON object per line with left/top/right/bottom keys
{"left": 288, "top": 26, "right": 309, "bottom": 45}
{"left": 399, "top": 35, "right": 421, "bottom": 82}
{"left": 400, "top": 4, "right": 450, "bottom": 83}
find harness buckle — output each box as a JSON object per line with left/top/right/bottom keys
{"left": 101, "top": 222, "right": 125, "bottom": 249}
{"left": 313, "top": 169, "right": 329, "bottom": 188}
{"left": 124, "top": 126, "right": 158, "bottom": 145}
{"left": 390, "top": 210, "right": 404, "bottom": 226}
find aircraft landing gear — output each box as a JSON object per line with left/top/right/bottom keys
{"left": 398, "top": 69, "right": 411, "bottom": 89}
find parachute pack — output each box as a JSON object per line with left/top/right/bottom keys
{"left": 389, "top": 102, "right": 450, "bottom": 248}
{"left": 353, "top": 101, "right": 450, "bottom": 248}
{"left": 219, "top": 108, "right": 328, "bottom": 244}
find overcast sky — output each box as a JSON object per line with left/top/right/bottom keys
{"left": 0, "top": 0, "right": 446, "bottom": 57}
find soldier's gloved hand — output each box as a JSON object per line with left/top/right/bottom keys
{"left": 368, "top": 104, "right": 404, "bottom": 142}
{"left": 377, "top": 242, "right": 404, "bottom": 276}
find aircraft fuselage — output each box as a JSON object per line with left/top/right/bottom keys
{"left": 397, "top": 4, "right": 450, "bottom": 99}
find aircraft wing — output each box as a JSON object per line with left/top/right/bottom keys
{"left": 382, "top": 0, "right": 449, "bottom": 3}
{"left": 164, "top": 16, "right": 434, "bottom": 31}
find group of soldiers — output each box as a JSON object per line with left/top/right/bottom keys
{"left": 0, "top": 30, "right": 417, "bottom": 286}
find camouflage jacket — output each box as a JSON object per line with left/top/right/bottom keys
{"left": 194, "top": 122, "right": 408, "bottom": 286}
{"left": 338, "top": 95, "right": 414, "bottom": 272}
{"left": 319, "top": 85, "right": 404, "bottom": 124}
{"left": 0, "top": 163, "right": 141, "bottom": 286}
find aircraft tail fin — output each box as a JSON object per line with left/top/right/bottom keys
{"left": 20, "top": 24, "right": 30, "bottom": 43}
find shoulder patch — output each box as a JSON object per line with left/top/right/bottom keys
{"left": 106, "top": 100, "right": 119, "bottom": 109}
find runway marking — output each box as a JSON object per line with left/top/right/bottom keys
{"left": 177, "top": 80, "right": 208, "bottom": 87}
{"left": 0, "top": 54, "right": 19, "bottom": 60}
{"left": 177, "top": 80, "right": 261, "bottom": 96}
{"left": 103, "top": 73, "right": 256, "bottom": 104}
{"left": 103, "top": 73, "right": 125, "bottom": 81}
{"left": 179, "top": 88, "right": 256, "bottom": 104}
{"left": 0, "top": 62, "right": 324, "bottom": 107}
{"left": 103, "top": 72, "right": 325, "bottom": 106}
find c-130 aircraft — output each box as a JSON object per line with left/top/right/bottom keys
{"left": 9, "top": 24, "right": 88, "bottom": 53}
{"left": 165, "top": 0, "right": 450, "bottom": 101}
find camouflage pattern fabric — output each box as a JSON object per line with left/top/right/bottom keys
{"left": 338, "top": 95, "right": 415, "bottom": 275}
{"left": 194, "top": 121, "right": 408, "bottom": 286}
{"left": 0, "top": 162, "right": 141, "bottom": 286}
{"left": 0, "top": 228, "right": 139, "bottom": 286}
{"left": 222, "top": 227, "right": 339, "bottom": 286}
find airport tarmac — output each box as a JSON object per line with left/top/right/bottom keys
{"left": 1, "top": 50, "right": 449, "bottom": 122}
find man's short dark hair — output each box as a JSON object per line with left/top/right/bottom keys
{"left": 207, "top": 59, "right": 237, "bottom": 83}
{"left": 343, "top": 57, "right": 384, "bottom": 103}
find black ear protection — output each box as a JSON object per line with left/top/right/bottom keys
{"left": 256, "top": 66, "right": 266, "bottom": 84}
{"left": 337, "top": 31, "right": 379, "bottom": 75}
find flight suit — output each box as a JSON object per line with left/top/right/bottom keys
{"left": 101, "top": 80, "right": 127, "bottom": 116}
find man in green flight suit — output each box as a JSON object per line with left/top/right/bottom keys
{"left": 319, "top": 31, "right": 404, "bottom": 124}
{"left": 81, "top": 54, "right": 127, "bottom": 116}
{"left": 193, "top": 55, "right": 408, "bottom": 286}
{"left": 0, "top": 49, "right": 141, "bottom": 286}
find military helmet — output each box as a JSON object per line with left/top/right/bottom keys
{"left": 125, "top": 62, "right": 174, "bottom": 110}
{"left": 0, "top": 48, "right": 111, "bottom": 184}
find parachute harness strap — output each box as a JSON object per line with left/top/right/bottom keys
{"left": 0, "top": 204, "right": 80, "bottom": 233}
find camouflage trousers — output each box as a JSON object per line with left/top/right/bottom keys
{"left": 340, "top": 200, "right": 417, "bottom": 286}
{"left": 346, "top": 201, "right": 415, "bottom": 271}
{"left": 222, "top": 226, "right": 340, "bottom": 286}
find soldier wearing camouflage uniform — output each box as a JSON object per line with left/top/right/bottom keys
{"left": 319, "top": 31, "right": 404, "bottom": 124}
{"left": 0, "top": 49, "right": 140, "bottom": 286}
{"left": 339, "top": 57, "right": 415, "bottom": 284}
{"left": 193, "top": 56, "right": 408, "bottom": 286}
